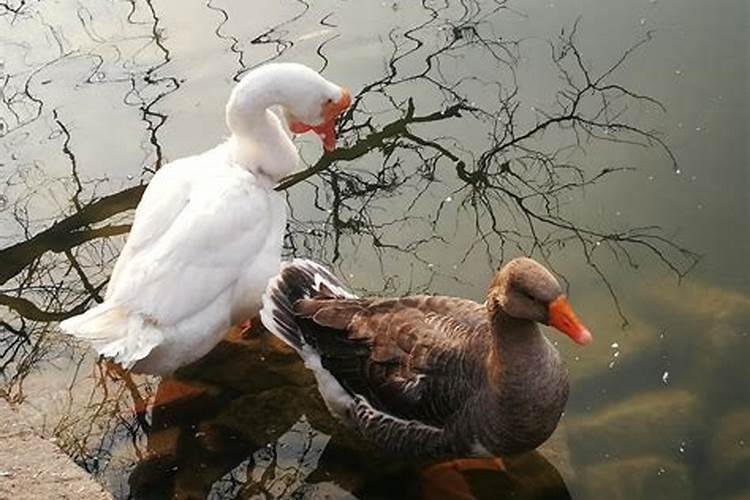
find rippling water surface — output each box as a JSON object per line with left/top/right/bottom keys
{"left": 0, "top": 0, "right": 747, "bottom": 499}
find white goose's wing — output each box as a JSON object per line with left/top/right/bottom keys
{"left": 105, "top": 160, "right": 191, "bottom": 295}
{"left": 61, "top": 155, "right": 281, "bottom": 369}
{"left": 106, "top": 161, "right": 274, "bottom": 327}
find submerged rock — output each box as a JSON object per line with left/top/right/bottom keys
{"left": 638, "top": 277, "right": 750, "bottom": 328}
{"left": 579, "top": 455, "right": 691, "bottom": 500}
{"left": 177, "top": 328, "right": 313, "bottom": 395}
{"left": 566, "top": 389, "right": 702, "bottom": 465}
{"left": 214, "top": 386, "right": 329, "bottom": 446}
{"left": 555, "top": 287, "right": 667, "bottom": 410}
{"left": 707, "top": 409, "right": 750, "bottom": 498}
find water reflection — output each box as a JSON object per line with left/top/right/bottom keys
{"left": 0, "top": 0, "right": 746, "bottom": 499}
{"left": 91, "top": 329, "right": 571, "bottom": 499}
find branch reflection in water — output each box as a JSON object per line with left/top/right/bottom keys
{"left": 0, "top": 0, "right": 694, "bottom": 498}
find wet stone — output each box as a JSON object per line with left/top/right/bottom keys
{"left": 0, "top": 400, "right": 113, "bottom": 500}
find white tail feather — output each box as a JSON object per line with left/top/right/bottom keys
{"left": 260, "top": 259, "right": 357, "bottom": 421}
{"left": 260, "top": 258, "right": 355, "bottom": 351}
{"left": 60, "top": 305, "right": 163, "bottom": 368}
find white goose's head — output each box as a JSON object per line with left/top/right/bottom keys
{"left": 226, "top": 63, "right": 351, "bottom": 152}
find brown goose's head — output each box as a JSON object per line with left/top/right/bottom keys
{"left": 487, "top": 257, "right": 592, "bottom": 345}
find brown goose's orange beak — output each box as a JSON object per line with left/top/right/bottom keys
{"left": 548, "top": 296, "right": 592, "bottom": 345}
{"left": 288, "top": 88, "right": 351, "bottom": 151}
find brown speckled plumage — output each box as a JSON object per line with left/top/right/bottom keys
{"left": 260, "top": 258, "right": 582, "bottom": 459}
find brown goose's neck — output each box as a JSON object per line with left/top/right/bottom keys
{"left": 489, "top": 310, "right": 548, "bottom": 373}
{"left": 463, "top": 308, "right": 569, "bottom": 456}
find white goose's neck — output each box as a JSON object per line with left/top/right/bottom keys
{"left": 226, "top": 110, "right": 298, "bottom": 183}
{"left": 225, "top": 66, "right": 306, "bottom": 182}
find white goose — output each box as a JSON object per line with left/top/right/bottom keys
{"left": 60, "top": 63, "right": 351, "bottom": 375}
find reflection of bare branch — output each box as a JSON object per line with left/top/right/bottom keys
{"left": 48, "top": 360, "right": 155, "bottom": 474}
{"left": 0, "top": 186, "right": 143, "bottom": 284}
{"left": 52, "top": 109, "right": 84, "bottom": 211}
{"left": 0, "top": 4, "right": 701, "bottom": 493}
{"left": 1, "top": 1, "right": 698, "bottom": 338}
{"left": 273, "top": 3, "right": 698, "bottom": 309}
{"left": 139, "top": 0, "right": 180, "bottom": 171}
{"left": 0, "top": 287, "right": 102, "bottom": 321}
{"left": 209, "top": 0, "right": 312, "bottom": 82}
{"left": 64, "top": 249, "right": 103, "bottom": 304}
{"left": 205, "top": 0, "right": 245, "bottom": 73}
{"left": 276, "top": 99, "right": 467, "bottom": 190}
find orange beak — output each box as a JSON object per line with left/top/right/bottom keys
{"left": 547, "top": 296, "right": 592, "bottom": 345}
{"left": 288, "top": 88, "right": 351, "bottom": 151}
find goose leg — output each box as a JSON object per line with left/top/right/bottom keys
{"left": 238, "top": 316, "right": 266, "bottom": 336}
{"left": 420, "top": 457, "right": 507, "bottom": 500}
{"left": 238, "top": 318, "right": 254, "bottom": 333}
{"left": 101, "top": 359, "right": 148, "bottom": 413}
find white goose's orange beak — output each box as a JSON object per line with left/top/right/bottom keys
{"left": 548, "top": 296, "right": 592, "bottom": 346}
{"left": 288, "top": 88, "right": 351, "bottom": 151}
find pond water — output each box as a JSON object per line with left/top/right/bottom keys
{"left": 0, "top": 0, "right": 747, "bottom": 499}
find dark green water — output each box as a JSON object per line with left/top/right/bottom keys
{"left": 0, "top": 0, "right": 747, "bottom": 499}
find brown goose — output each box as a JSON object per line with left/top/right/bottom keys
{"left": 260, "top": 258, "right": 591, "bottom": 459}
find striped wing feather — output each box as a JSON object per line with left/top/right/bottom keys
{"left": 293, "top": 295, "right": 491, "bottom": 426}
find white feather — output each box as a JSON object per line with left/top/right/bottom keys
{"left": 300, "top": 346, "right": 354, "bottom": 422}
{"left": 61, "top": 149, "right": 287, "bottom": 374}
{"left": 310, "top": 266, "right": 357, "bottom": 298}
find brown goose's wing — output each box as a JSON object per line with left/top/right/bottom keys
{"left": 293, "top": 295, "right": 491, "bottom": 426}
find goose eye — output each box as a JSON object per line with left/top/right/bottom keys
{"left": 326, "top": 98, "right": 333, "bottom": 104}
